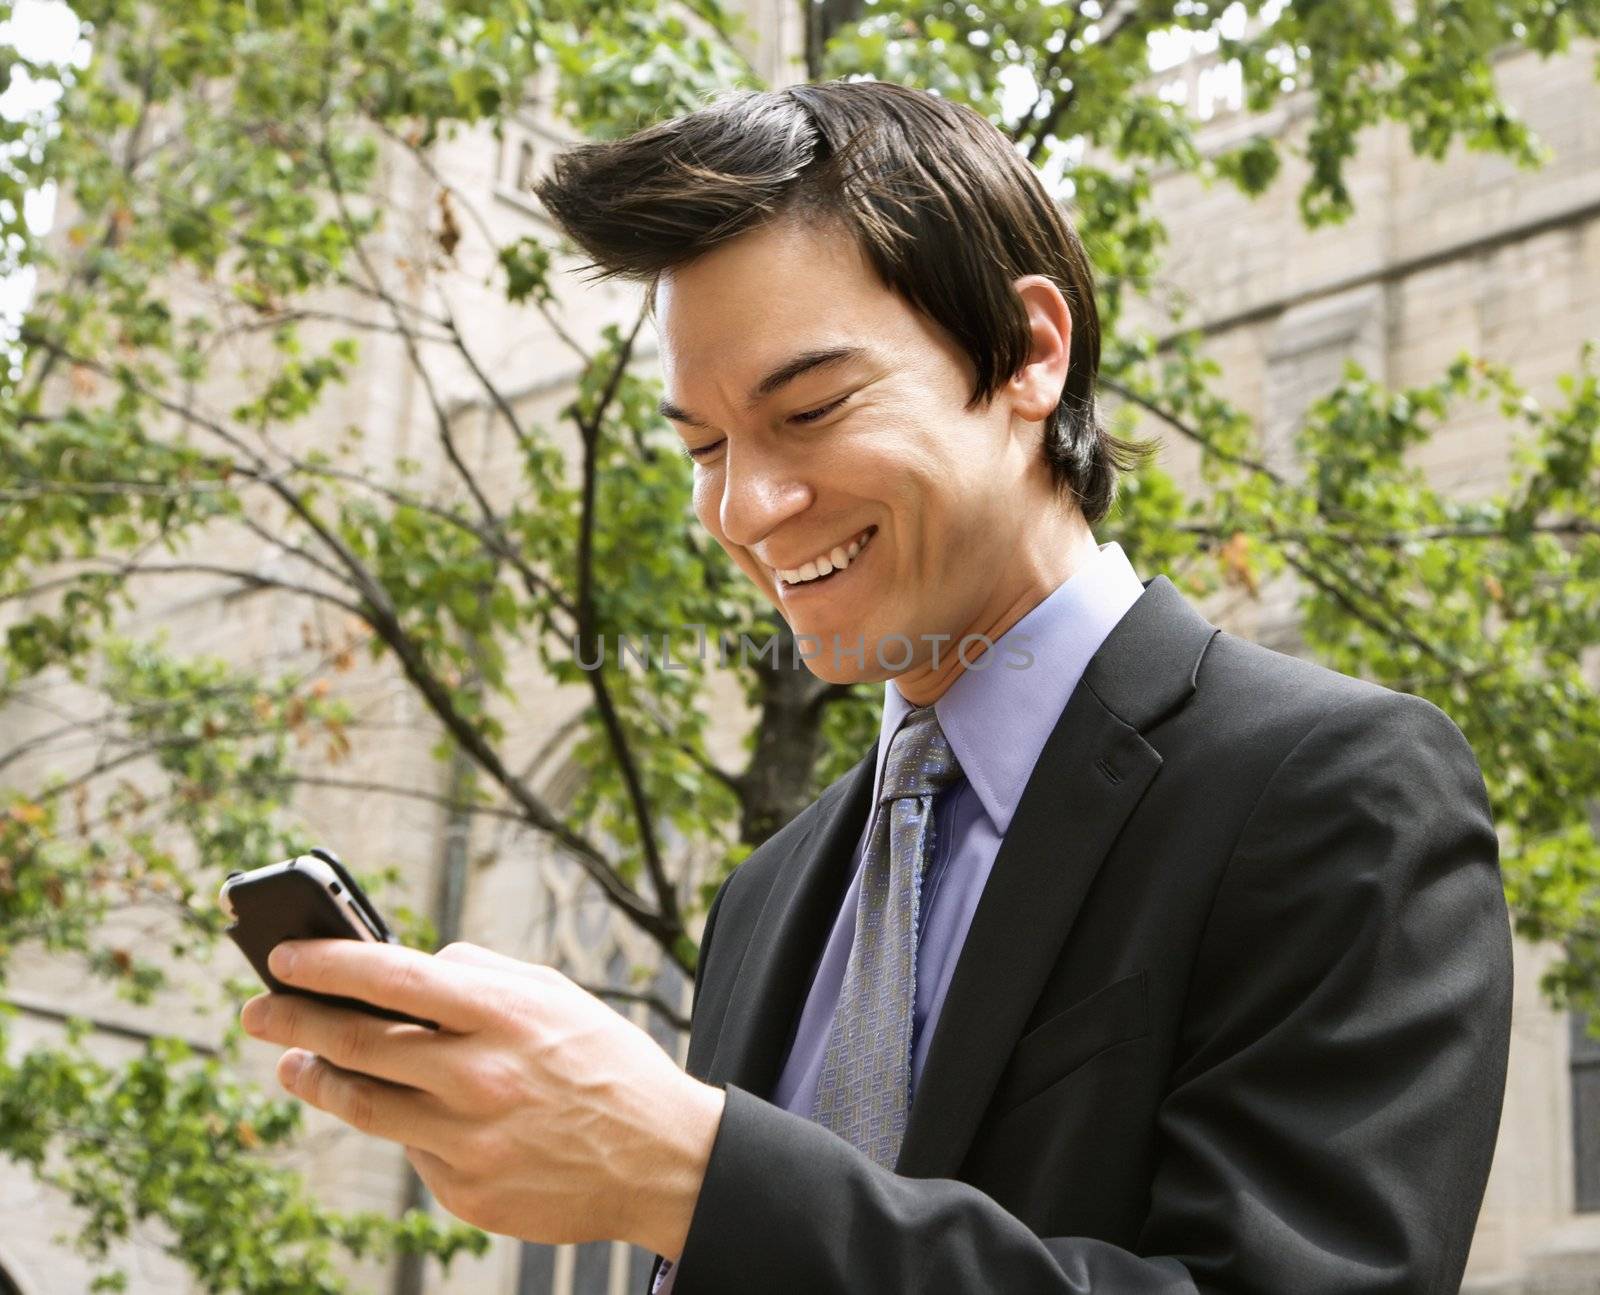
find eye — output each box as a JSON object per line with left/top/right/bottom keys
{"left": 679, "top": 397, "right": 849, "bottom": 462}
{"left": 791, "top": 396, "right": 848, "bottom": 425}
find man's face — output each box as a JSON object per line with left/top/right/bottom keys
{"left": 655, "top": 215, "right": 1056, "bottom": 685}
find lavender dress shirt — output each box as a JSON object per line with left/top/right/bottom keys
{"left": 652, "top": 540, "right": 1146, "bottom": 1292}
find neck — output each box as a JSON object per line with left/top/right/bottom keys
{"left": 892, "top": 506, "right": 1100, "bottom": 708}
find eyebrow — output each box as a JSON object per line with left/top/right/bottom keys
{"left": 657, "top": 345, "right": 869, "bottom": 429}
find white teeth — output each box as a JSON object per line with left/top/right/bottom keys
{"left": 777, "top": 527, "right": 874, "bottom": 584}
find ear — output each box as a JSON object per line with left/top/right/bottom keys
{"left": 1007, "top": 275, "right": 1073, "bottom": 425}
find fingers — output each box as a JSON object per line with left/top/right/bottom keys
{"left": 278, "top": 1048, "right": 458, "bottom": 1159}
{"left": 242, "top": 991, "right": 443, "bottom": 1090}
{"left": 435, "top": 940, "right": 564, "bottom": 985}
{"left": 268, "top": 939, "right": 496, "bottom": 1031}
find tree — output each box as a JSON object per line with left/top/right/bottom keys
{"left": 2, "top": 0, "right": 1598, "bottom": 1287}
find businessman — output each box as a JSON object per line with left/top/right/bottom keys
{"left": 242, "top": 80, "right": 1514, "bottom": 1293}
{"left": 533, "top": 79, "right": 1513, "bottom": 1292}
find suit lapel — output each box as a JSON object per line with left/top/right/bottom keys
{"left": 896, "top": 573, "right": 1216, "bottom": 1171}
{"left": 899, "top": 574, "right": 1219, "bottom": 1178}
{"left": 892, "top": 690, "right": 1157, "bottom": 1177}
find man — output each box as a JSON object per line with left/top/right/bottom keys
{"left": 241, "top": 81, "right": 1513, "bottom": 1292}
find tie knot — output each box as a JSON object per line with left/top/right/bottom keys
{"left": 879, "top": 705, "right": 963, "bottom": 805}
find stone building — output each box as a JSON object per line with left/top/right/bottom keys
{"left": 1, "top": 3, "right": 1595, "bottom": 1292}
{"left": 1130, "top": 27, "right": 1600, "bottom": 1294}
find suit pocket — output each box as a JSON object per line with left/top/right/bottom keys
{"left": 988, "top": 969, "right": 1150, "bottom": 1116}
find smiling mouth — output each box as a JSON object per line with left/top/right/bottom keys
{"left": 773, "top": 526, "right": 878, "bottom": 592}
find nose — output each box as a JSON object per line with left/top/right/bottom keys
{"left": 717, "top": 440, "right": 813, "bottom": 552}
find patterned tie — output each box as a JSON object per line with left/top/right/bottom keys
{"left": 810, "top": 703, "right": 965, "bottom": 1170}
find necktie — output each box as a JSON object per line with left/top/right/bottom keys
{"left": 810, "top": 703, "right": 964, "bottom": 1169}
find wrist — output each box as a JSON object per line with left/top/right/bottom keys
{"left": 631, "top": 1074, "right": 726, "bottom": 1261}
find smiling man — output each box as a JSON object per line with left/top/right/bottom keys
{"left": 244, "top": 80, "right": 1514, "bottom": 1294}
{"left": 648, "top": 209, "right": 1105, "bottom": 702}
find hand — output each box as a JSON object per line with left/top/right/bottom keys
{"left": 238, "top": 939, "right": 725, "bottom": 1259}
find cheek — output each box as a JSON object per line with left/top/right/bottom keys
{"left": 913, "top": 432, "right": 994, "bottom": 522}
{"left": 691, "top": 474, "right": 718, "bottom": 533}
{"left": 688, "top": 473, "right": 713, "bottom": 518}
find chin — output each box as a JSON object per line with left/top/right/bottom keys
{"left": 785, "top": 622, "right": 888, "bottom": 685}
{"left": 801, "top": 658, "right": 886, "bottom": 689}
{"left": 796, "top": 653, "right": 868, "bottom": 686}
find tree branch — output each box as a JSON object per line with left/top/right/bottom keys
{"left": 1174, "top": 519, "right": 1600, "bottom": 546}
{"left": 570, "top": 304, "right": 680, "bottom": 927}
{"left": 16, "top": 331, "right": 664, "bottom": 954}
{"left": 256, "top": 772, "right": 529, "bottom": 823}
{"left": 576, "top": 983, "right": 688, "bottom": 1034}
{"left": 2, "top": 558, "right": 366, "bottom": 619}
{"left": 1098, "top": 374, "right": 1283, "bottom": 481}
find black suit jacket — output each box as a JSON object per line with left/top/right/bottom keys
{"left": 650, "top": 574, "right": 1513, "bottom": 1293}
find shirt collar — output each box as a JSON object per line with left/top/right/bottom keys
{"left": 868, "top": 541, "right": 1147, "bottom": 836}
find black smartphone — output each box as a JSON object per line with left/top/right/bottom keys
{"left": 220, "top": 847, "right": 437, "bottom": 1029}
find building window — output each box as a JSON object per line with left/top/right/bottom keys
{"left": 517, "top": 1239, "right": 557, "bottom": 1295}
{"left": 1571, "top": 1008, "right": 1600, "bottom": 1212}
{"left": 519, "top": 1239, "right": 662, "bottom": 1295}
{"left": 515, "top": 139, "right": 537, "bottom": 193}
{"left": 495, "top": 122, "right": 559, "bottom": 224}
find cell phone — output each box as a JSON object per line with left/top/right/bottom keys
{"left": 219, "top": 847, "right": 437, "bottom": 1029}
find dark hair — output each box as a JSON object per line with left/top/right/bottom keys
{"left": 532, "top": 79, "right": 1152, "bottom": 523}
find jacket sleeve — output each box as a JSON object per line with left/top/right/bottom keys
{"left": 664, "top": 690, "right": 1514, "bottom": 1294}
